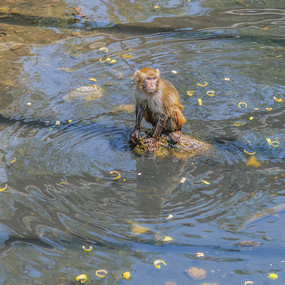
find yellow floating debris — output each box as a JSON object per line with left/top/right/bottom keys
{"left": 122, "top": 272, "right": 131, "bottom": 279}
{"left": 99, "top": 47, "right": 108, "bottom": 53}
{"left": 244, "top": 149, "right": 256, "bottom": 155}
{"left": 197, "top": 81, "right": 208, "bottom": 87}
{"left": 196, "top": 252, "right": 204, "bottom": 257}
{"left": 246, "top": 156, "right": 261, "bottom": 167}
{"left": 76, "top": 274, "right": 87, "bottom": 283}
{"left": 202, "top": 180, "right": 210, "bottom": 185}
{"left": 95, "top": 269, "right": 108, "bottom": 278}
{"left": 0, "top": 185, "right": 7, "bottom": 192}
{"left": 109, "top": 171, "right": 121, "bottom": 180}
{"left": 166, "top": 214, "right": 173, "bottom": 220}
{"left": 238, "top": 102, "right": 247, "bottom": 108}
{"left": 268, "top": 273, "right": 278, "bottom": 280}
{"left": 180, "top": 177, "right": 187, "bottom": 183}
{"left": 89, "top": 78, "right": 97, "bottom": 82}
{"left": 11, "top": 157, "right": 16, "bottom": 163}
{"left": 163, "top": 236, "right": 173, "bottom": 242}
{"left": 154, "top": 259, "right": 166, "bottom": 269}
{"left": 187, "top": 91, "right": 194, "bottom": 96}
{"left": 82, "top": 245, "right": 93, "bottom": 252}
{"left": 206, "top": 90, "right": 215, "bottom": 96}
{"left": 273, "top": 96, "right": 283, "bottom": 102}
{"left": 198, "top": 98, "right": 202, "bottom": 106}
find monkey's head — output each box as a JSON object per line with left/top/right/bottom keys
{"left": 134, "top": 68, "right": 160, "bottom": 94}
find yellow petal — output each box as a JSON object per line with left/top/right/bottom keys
{"left": 88, "top": 78, "right": 97, "bottom": 82}
{"left": 82, "top": 245, "right": 93, "bottom": 252}
{"left": 76, "top": 274, "right": 87, "bottom": 283}
{"left": 273, "top": 96, "right": 283, "bottom": 102}
{"left": 163, "top": 236, "right": 173, "bottom": 242}
{"left": 187, "top": 91, "right": 194, "bottom": 96}
{"left": 99, "top": 58, "right": 105, "bottom": 63}
{"left": 202, "top": 180, "right": 210, "bottom": 184}
{"left": 110, "top": 59, "right": 117, "bottom": 64}
{"left": 122, "top": 271, "right": 131, "bottom": 279}
{"left": 180, "top": 177, "right": 186, "bottom": 183}
{"left": 270, "top": 141, "right": 280, "bottom": 147}
{"left": 11, "top": 157, "right": 16, "bottom": 163}
{"left": 95, "top": 269, "right": 108, "bottom": 278}
{"left": 166, "top": 214, "right": 173, "bottom": 220}
{"left": 109, "top": 171, "right": 121, "bottom": 180}
{"left": 206, "top": 90, "right": 215, "bottom": 96}
{"left": 154, "top": 260, "right": 166, "bottom": 269}
{"left": 197, "top": 81, "right": 208, "bottom": 87}
{"left": 268, "top": 273, "right": 278, "bottom": 280}
{"left": 244, "top": 281, "right": 254, "bottom": 285}
{"left": 106, "top": 58, "right": 111, "bottom": 62}
{"left": 0, "top": 185, "right": 7, "bottom": 192}
{"left": 244, "top": 149, "right": 256, "bottom": 155}
{"left": 196, "top": 252, "right": 204, "bottom": 257}
{"left": 198, "top": 98, "right": 202, "bottom": 106}
{"left": 99, "top": 47, "right": 108, "bottom": 53}
{"left": 249, "top": 117, "right": 254, "bottom": 120}
{"left": 238, "top": 102, "right": 247, "bottom": 108}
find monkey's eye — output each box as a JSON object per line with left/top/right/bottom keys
{"left": 146, "top": 77, "right": 156, "bottom": 81}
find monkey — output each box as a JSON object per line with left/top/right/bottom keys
{"left": 129, "top": 67, "right": 186, "bottom": 153}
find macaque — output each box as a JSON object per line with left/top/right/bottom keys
{"left": 129, "top": 67, "right": 186, "bottom": 153}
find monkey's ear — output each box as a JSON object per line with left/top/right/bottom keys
{"left": 133, "top": 70, "right": 140, "bottom": 79}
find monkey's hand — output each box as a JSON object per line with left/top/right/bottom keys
{"left": 145, "top": 138, "right": 157, "bottom": 153}
{"left": 129, "top": 129, "right": 140, "bottom": 145}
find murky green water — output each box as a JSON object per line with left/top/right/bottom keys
{"left": 0, "top": 0, "right": 284, "bottom": 284}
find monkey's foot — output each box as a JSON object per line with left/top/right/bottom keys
{"left": 167, "top": 131, "right": 182, "bottom": 144}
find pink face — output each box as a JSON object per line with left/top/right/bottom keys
{"left": 144, "top": 76, "right": 158, "bottom": 93}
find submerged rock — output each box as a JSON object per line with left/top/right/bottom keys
{"left": 133, "top": 133, "right": 212, "bottom": 158}
{"left": 63, "top": 85, "right": 104, "bottom": 101}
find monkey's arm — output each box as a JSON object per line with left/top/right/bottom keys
{"left": 129, "top": 104, "right": 146, "bottom": 145}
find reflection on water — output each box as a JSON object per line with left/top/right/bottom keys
{"left": 0, "top": 0, "right": 284, "bottom": 284}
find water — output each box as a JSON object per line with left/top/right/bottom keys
{"left": 0, "top": 0, "right": 284, "bottom": 284}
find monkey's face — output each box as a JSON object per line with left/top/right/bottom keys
{"left": 144, "top": 76, "right": 158, "bottom": 93}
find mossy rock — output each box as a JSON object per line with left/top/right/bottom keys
{"left": 133, "top": 134, "right": 212, "bottom": 159}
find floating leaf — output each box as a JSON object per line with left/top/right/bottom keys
{"left": 202, "top": 180, "right": 210, "bottom": 185}
{"left": 110, "top": 59, "right": 117, "bottom": 64}
{"left": 122, "top": 272, "right": 131, "bottom": 279}
{"left": 109, "top": 171, "right": 121, "bottom": 180}
{"left": 198, "top": 98, "right": 202, "bottom": 106}
{"left": 187, "top": 91, "right": 194, "bottom": 96}
{"left": 197, "top": 81, "right": 208, "bottom": 87}
{"left": 154, "top": 260, "right": 166, "bottom": 269}
{"left": 11, "top": 157, "right": 16, "bottom": 163}
{"left": 95, "top": 269, "right": 108, "bottom": 278}
{"left": 266, "top": 107, "right": 272, "bottom": 111}
{"left": 76, "top": 274, "right": 87, "bottom": 283}
{"left": 268, "top": 273, "right": 278, "bottom": 280}
{"left": 89, "top": 78, "right": 97, "bottom": 82}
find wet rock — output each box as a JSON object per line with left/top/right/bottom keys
{"left": 112, "top": 104, "right": 135, "bottom": 114}
{"left": 63, "top": 85, "right": 104, "bottom": 101}
{"left": 133, "top": 133, "right": 212, "bottom": 158}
